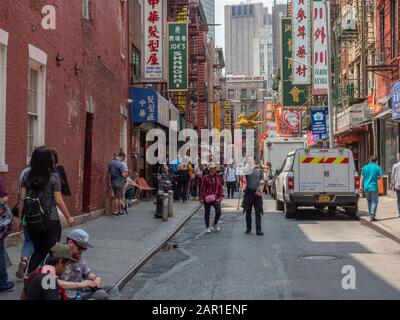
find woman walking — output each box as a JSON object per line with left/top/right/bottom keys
{"left": 200, "top": 165, "right": 224, "bottom": 234}
{"left": 17, "top": 146, "right": 75, "bottom": 274}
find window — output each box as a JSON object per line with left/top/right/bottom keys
{"left": 120, "top": 1, "right": 126, "bottom": 59}
{"left": 82, "top": 0, "right": 91, "bottom": 21}
{"left": 228, "top": 89, "right": 234, "bottom": 99}
{"left": 379, "top": 8, "right": 385, "bottom": 53}
{"left": 237, "top": 6, "right": 242, "bottom": 16}
{"left": 27, "top": 68, "right": 38, "bottom": 158}
{"left": 244, "top": 5, "right": 248, "bottom": 15}
{"left": 27, "top": 45, "right": 47, "bottom": 161}
{"left": 131, "top": 46, "right": 140, "bottom": 80}
{"left": 250, "top": 5, "right": 254, "bottom": 15}
{"left": 241, "top": 88, "right": 247, "bottom": 96}
{"left": 0, "top": 28, "right": 8, "bottom": 172}
{"left": 390, "top": 0, "right": 396, "bottom": 58}
{"left": 232, "top": 6, "right": 236, "bottom": 16}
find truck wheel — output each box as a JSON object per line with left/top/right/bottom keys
{"left": 276, "top": 199, "right": 284, "bottom": 211}
{"left": 284, "top": 198, "right": 297, "bottom": 219}
{"left": 345, "top": 206, "right": 358, "bottom": 218}
{"left": 328, "top": 206, "right": 337, "bottom": 215}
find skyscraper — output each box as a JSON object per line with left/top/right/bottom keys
{"left": 201, "top": 0, "right": 215, "bottom": 39}
{"left": 272, "top": 4, "right": 287, "bottom": 75}
{"left": 224, "top": 2, "right": 264, "bottom": 76}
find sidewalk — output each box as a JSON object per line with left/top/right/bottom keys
{"left": 358, "top": 196, "right": 400, "bottom": 244}
{"left": 1, "top": 199, "right": 201, "bottom": 300}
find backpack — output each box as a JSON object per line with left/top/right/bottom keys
{"left": 23, "top": 182, "right": 49, "bottom": 233}
{"left": 0, "top": 199, "right": 12, "bottom": 240}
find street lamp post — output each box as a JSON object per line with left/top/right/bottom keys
{"left": 323, "top": 0, "right": 335, "bottom": 148}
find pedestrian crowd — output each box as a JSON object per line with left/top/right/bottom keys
{"left": 0, "top": 146, "right": 120, "bottom": 299}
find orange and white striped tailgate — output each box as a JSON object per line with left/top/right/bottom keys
{"left": 300, "top": 157, "right": 349, "bottom": 164}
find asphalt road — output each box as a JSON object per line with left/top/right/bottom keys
{"left": 121, "top": 196, "right": 400, "bottom": 300}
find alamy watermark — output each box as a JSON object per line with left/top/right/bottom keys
{"left": 145, "top": 121, "right": 257, "bottom": 166}
{"left": 341, "top": 265, "right": 356, "bottom": 290}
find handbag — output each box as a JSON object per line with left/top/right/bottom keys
{"left": 205, "top": 194, "right": 216, "bottom": 203}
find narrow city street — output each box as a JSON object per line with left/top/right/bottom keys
{"left": 122, "top": 197, "right": 400, "bottom": 300}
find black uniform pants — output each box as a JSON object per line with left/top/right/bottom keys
{"left": 204, "top": 202, "right": 222, "bottom": 228}
{"left": 244, "top": 189, "right": 263, "bottom": 231}
{"left": 226, "top": 181, "right": 236, "bottom": 198}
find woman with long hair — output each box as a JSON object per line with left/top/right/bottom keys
{"left": 17, "top": 146, "right": 75, "bottom": 274}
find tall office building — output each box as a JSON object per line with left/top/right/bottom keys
{"left": 271, "top": 4, "right": 287, "bottom": 75}
{"left": 253, "top": 25, "right": 273, "bottom": 96}
{"left": 224, "top": 2, "right": 264, "bottom": 76}
{"left": 201, "top": 0, "right": 215, "bottom": 39}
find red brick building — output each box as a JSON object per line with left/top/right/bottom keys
{"left": 0, "top": 0, "right": 130, "bottom": 216}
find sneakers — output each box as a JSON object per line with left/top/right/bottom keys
{"left": 256, "top": 231, "right": 264, "bottom": 236}
{"left": 206, "top": 227, "right": 211, "bottom": 234}
{"left": 213, "top": 224, "right": 220, "bottom": 232}
{"left": 245, "top": 229, "right": 251, "bottom": 234}
{"left": 370, "top": 217, "right": 378, "bottom": 222}
{"left": 0, "top": 281, "right": 14, "bottom": 295}
{"left": 16, "top": 259, "right": 28, "bottom": 279}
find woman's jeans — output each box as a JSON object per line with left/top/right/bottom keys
{"left": 0, "top": 238, "right": 8, "bottom": 286}
{"left": 204, "top": 202, "right": 222, "bottom": 228}
{"left": 22, "top": 227, "right": 34, "bottom": 258}
{"left": 366, "top": 191, "right": 379, "bottom": 218}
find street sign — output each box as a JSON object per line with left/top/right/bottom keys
{"left": 311, "top": 107, "right": 328, "bottom": 140}
{"left": 168, "top": 23, "right": 188, "bottom": 91}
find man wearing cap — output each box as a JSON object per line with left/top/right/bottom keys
{"left": 23, "top": 243, "right": 76, "bottom": 300}
{"left": 59, "top": 229, "right": 120, "bottom": 300}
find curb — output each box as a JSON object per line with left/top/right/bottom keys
{"left": 115, "top": 203, "right": 202, "bottom": 291}
{"left": 357, "top": 213, "right": 400, "bottom": 245}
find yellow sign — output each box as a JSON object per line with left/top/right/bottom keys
{"left": 223, "top": 101, "right": 231, "bottom": 129}
{"left": 177, "top": 92, "right": 186, "bottom": 113}
{"left": 215, "top": 103, "right": 221, "bottom": 131}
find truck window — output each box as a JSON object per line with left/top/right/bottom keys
{"left": 284, "top": 156, "right": 294, "bottom": 172}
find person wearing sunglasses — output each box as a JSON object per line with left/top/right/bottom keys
{"left": 58, "top": 229, "right": 120, "bottom": 300}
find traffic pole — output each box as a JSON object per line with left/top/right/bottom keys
{"left": 323, "top": 0, "right": 335, "bottom": 148}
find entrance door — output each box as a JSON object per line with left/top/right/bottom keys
{"left": 82, "top": 112, "right": 93, "bottom": 213}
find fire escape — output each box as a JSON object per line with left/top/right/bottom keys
{"left": 188, "top": 0, "right": 207, "bottom": 131}
{"left": 365, "top": 0, "right": 398, "bottom": 80}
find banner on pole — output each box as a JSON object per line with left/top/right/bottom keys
{"left": 168, "top": 22, "right": 188, "bottom": 91}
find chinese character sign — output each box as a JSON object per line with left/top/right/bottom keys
{"left": 292, "top": 0, "right": 311, "bottom": 85}
{"left": 168, "top": 23, "right": 188, "bottom": 91}
{"left": 223, "top": 101, "right": 232, "bottom": 130}
{"left": 392, "top": 82, "right": 400, "bottom": 120}
{"left": 274, "top": 104, "right": 300, "bottom": 136}
{"left": 312, "top": 0, "right": 329, "bottom": 95}
{"left": 143, "top": 0, "right": 164, "bottom": 80}
{"left": 130, "top": 87, "right": 158, "bottom": 124}
{"left": 281, "top": 18, "right": 308, "bottom": 107}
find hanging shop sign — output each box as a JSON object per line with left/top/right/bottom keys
{"left": 281, "top": 18, "right": 309, "bottom": 107}
{"left": 223, "top": 100, "right": 232, "bottom": 131}
{"left": 143, "top": 0, "right": 164, "bottom": 81}
{"left": 168, "top": 22, "right": 188, "bottom": 91}
{"left": 292, "top": 0, "right": 311, "bottom": 84}
{"left": 275, "top": 104, "right": 301, "bottom": 136}
{"left": 311, "top": 107, "right": 328, "bottom": 140}
{"left": 391, "top": 81, "right": 400, "bottom": 120}
{"left": 312, "top": 0, "right": 329, "bottom": 95}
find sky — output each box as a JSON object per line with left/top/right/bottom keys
{"left": 214, "top": 0, "right": 289, "bottom": 51}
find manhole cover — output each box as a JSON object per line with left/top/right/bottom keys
{"left": 298, "top": 255, "right": 341, "bottom": 261}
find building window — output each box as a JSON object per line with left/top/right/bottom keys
{"left": 379, "top": 8, "right": 385, "bottom": 53}
{"left": 131, "top": 45, "right": 140, "bottom": 80}
{"left": 82, "top": 0, "right": 91, "bottom": 21}
{"left": 244, "top": 5, "right": 248, "bottom": 15}
{"left": 241, "top": 88, "right": 247, "bottom": 96}
{"left": 237, "top": 6, "right": 242, "bottom": 16}
{"left": 250, "top": 5, "right": 254, "bottom": 15}
{"left": 228, "top": 89, "right": 234, "bottom": 99}
{"left": 120, "top": 1, "right": 126, "bottom": 59}
{"left": 232, "top": 6, "right": 236, "bottom": 16}
{"left": 27, "top": 45, "right": 47, "bottom": 162}
{"left": 390, "top": 0, "right": 396, "bottom": 58}
{"left": 0, "top": 28, "right": 8, "bottom": 172}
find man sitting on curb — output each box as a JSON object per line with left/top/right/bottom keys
{"left": 22, "top": 244, "right": 75, "bottom": 300}
{"left": 58, "top": 229, "right": 120, "bottom": 300}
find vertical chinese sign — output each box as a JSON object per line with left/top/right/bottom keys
{"left": 281, "top": 17, "right": 308, "bottom": 107}
{"left": 168, "top": 23, "right": 188, "bottom": 91}
{"left": 292, "top": 0, "right": 311, "bottom": 85}
{"left": 312, "top": 0, "right": 329, "bottom": 95}
{"left": 131, "top": 87, "right": 158, "bottom": 123}
{"left": 143, "top": 0, "right": 164, "bottom": 81}
{"left": 223, "top": 100, "right": 232, "bottom": 139}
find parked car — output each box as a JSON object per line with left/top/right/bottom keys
{"left": 275, "top": 148, "right": 360, "bottom": 219}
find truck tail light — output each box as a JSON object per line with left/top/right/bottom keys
{"left": 288, "top": 177, "right": 294, "bottom": 191}
{"left": 355, "top": 174, "right": 360, "bottom": 192}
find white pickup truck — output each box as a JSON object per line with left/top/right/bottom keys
{"left": 275, "top": 148, "right": 360, "bottom": 219}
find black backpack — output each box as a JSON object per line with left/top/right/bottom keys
{"left": 23, "top": 182, "right": 49, "bottom": 232}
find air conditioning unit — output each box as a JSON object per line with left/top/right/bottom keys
{"left": 376, "top": 52, "right": 386, "bottom": 65}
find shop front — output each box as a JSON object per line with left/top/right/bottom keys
{"left": 334, "top": 103, "right": 371, "bottom": 171}
{"left": 130, "top": 86, "right": 171, "bottom": 185}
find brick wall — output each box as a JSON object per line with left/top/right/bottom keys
{"left": 0, "top": 0, "right": 130, "bottom": 216}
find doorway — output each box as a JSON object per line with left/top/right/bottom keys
{"left": 82, "top": 112, "right": 93, "bottom": 213}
